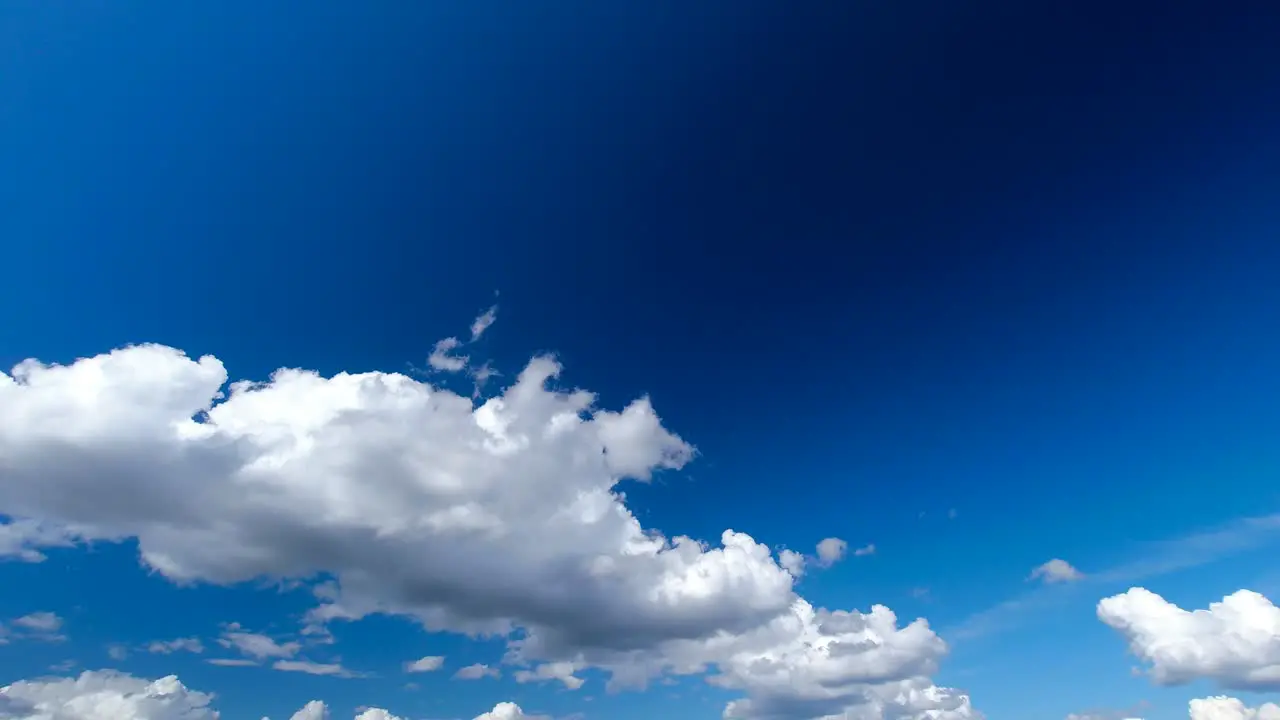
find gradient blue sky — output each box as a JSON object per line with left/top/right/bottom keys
{"left": 2, "top": 2, "right": 1280, "bottom": 719}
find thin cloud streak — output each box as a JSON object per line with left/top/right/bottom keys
{"left": 945, "top": 512, "right": 1280, "bottom": 643}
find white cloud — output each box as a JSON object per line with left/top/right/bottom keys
{"left": 1189, "top": 696, "right": 1280, "bottom": 720}
{"left": 13, "top": 612, "right": 62, "bottom": 632}
{"left": 0, "top": 518, "right": 75, "bottom": 562}
{"left": 427, "top": 337, "right": 469, "bottom": 372}
{"left": 472, "top": 703, "right": 549, "bottom": 720}
{"left": 816, "top": 537, "right": 848, "bottom": 566}
{"left": 853, "top": 543, "right": 876, "bottom": 557}
{"left": 290, "top": 700, "right": 330, "bottom": 720}
{"left": 1095, "top": 586, "right": 1280, "bottom": 686}
{"left": 514, "top": 661, "right": 584, "bottom": 690}
{"left": 404, "top": 655, "right": 445, "bottom": 673}
{"left": 471, "top": 305, "right": 498, "bottom": 342}
{"left": 0, "top": 670, "right": 218, "bottom": 719}
{"left": 1098, "top": 587, "right": 1280, "bottom": 690}
{"left": 273, "top": 660, "right": 361, "bottom": 678}
{"left": 454, "top": 663, "right": 501, "bottom": 680}
{"left": 146, "top": 637, "right": 204, "bottom": 654}
{"left": 1030, "top": 559, "right": 1084, "bottom": 584}
{"left": 0, "top": 670, "right": 419, "bottom": 720}
{"left": 0, "top": 342, "right": 974, "bottom": 719}
{"left": 206, "top": 658, "right": 257, "bottom": 667}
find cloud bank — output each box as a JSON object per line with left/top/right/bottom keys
{"left": 0, "top": 333, "right": 974, "bottom": 719}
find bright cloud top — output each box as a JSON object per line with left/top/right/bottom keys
{"left": 1188, "top": 696, "right": 1280, "bottom": 720}
{"left": 1098, "top": 587, "right": 1280, "bottom": 690}
{"left": 0, "top": 334, "right": 973, "bottom": 719}
{"left": 0, "top": 669, "right": 539, "bottom": 720}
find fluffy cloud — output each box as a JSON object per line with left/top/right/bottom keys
{"left": 472, "top": 703, "right": 548, "bottom": 720}
{"left": 404, "top": 655, "right": 445, "bottom": 672}
{"left": 0, "top": 670, "right": 512, "bottom": 720}
{"left": 1098, "top": 588, "right": 1280, "bottom": 690}
{"left": 0, "top": 671, "right": 217, "bottom": 720}
{"left": 146, "top": 637, "right": 204, "bottom": 654}
{"left": 1189, "top": 697, "right": 1280, "bottom": 720}
{"left": 0, "top": 339, "right": 973, "bottom": 718}
{"left": 1029, "top": 559, "right": 1083, "bottom": 584}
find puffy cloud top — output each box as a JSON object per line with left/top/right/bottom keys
{"left": 0, "top": 344, "right": 973, "bottom": 718}
{"left": 1098, "top": 587, "right": 1280, "bottom": 690}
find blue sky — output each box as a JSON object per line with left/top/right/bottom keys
{"left": 2, "top": 2, "right": 1280, "bottom": 719}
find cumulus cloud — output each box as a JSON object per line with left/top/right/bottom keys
{"left": 1098, "top": 588, "right": 1280, "bottom": 690}
{"left": 1189, "top": 697, "right": 1280, "bottom": 720}
{"left": 816, "top": 538, "right": 849, "bottom": 566}
{"left": 0, "top": 670, "right": 217, "bottom": 719}
{"left": 0, "top": 342, "right": 974, "bottom": 718}
{"left": 454, "top": 663, "right": 501, "bottom": 680}
{"left": 0, "top": 670, "right": 432, "bottom": 720}
{"left": 1030, "top": 559, "right": 1084, "bottom": 584}
{"left": 404, "top": 655, "right": 445, "bottom": 672}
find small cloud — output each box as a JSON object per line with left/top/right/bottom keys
{"left": 815, "top": 538, "right": 848, "bottom": 567}
{"left": 1030, "top": 558, "right": 1085, "bottom": 584}
{"left": 106, "top": 644, "right": 129, "bottom": 661}
{"left": 778, "top": 549, "right": 806, "bottom": 578}
{"left": 217, "top": 622, "right": 300, "bottom": 660}
{"left": 853, "top": 543, "right": 876, "bottom": 557}
{"left": 14, "top": 611, "right": 62, "bottom": 632}
{"left": 48, "top": 659, "right": 77, "bottom": 673}
{"left": 207, "top": 658, "right": 259, "bottom": 667}
{"left": 470, "top": 305, "right": 498, "bottom": 342}
{"left": 404, "top": 655, "right": 445, "bottom": 673}
{"left": 272, "top": 659, "right": 362, "bottom": 678}
{"left": 427, "top": 337, "right": 468, "bottom": 372}
{"left": 453, "top": 663, "right": 501, "bottom": 680}
{"left": 910, "top": 587, "right": 931, "bottom": 600}
{"left": 514, "top": 662, "right": 584, "bottom": 690}
{"left": 147, "top": 637, "right": 204, "bottom": 655}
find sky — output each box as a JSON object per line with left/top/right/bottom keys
{"left": 1, "top": 2, "right": 1280, "bottom": 719}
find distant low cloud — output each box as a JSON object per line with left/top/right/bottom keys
{"left": 146, "top": 637, "right": 204, "bottom": 655}
{"left": 1030, "top": 559, "right": 1084, "bottom": 584}
{"left": 816, "top": 537, "right": 849, "bottom": 566}
{"left": 454, "top": 663, "right": 501, "bottom": 680}
{"left": 404, "top": 655, "right": 445, "bottom": 673}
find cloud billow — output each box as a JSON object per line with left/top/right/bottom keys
{"left": 0, "top": 325, "right": 974, "bottom": 719}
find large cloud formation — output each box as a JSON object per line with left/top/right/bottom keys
{"left": 1097, "top": 587, "right": 1280, "bottom": 690}
{"left": 0, "top": 335, "right": 975, "bottom": 719}
{"left": 0, "top": 670, "right": 531, "bottom": 720}
{"left": 1188, "top": 696, "right": 1280, "bottom": 720}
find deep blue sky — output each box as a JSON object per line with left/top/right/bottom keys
{"left": 2, "top": 2, "right": 1280, "bottom": 719}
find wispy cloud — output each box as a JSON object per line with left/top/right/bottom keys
{"left": 273, "top": 659, "right": 364, "bottom": 678}
{"left": 946, "top": 512, "right": 1280, "bottom": 642}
